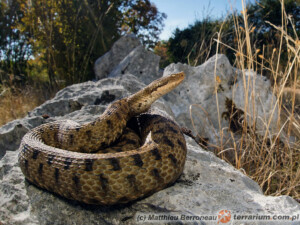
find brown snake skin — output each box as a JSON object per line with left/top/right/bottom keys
{"left": 18, "top": 72, "right": 187, "bottom": 205}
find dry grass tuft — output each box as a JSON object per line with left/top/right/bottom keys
{"left": 0, "top": 86, "right": 51, "bottom": 126}
{"left": 191, "top": 1, "right": 300, "bottom": 199}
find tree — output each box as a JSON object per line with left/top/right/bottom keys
{"left": 1, "top": 0, "right": 166, "bottom": 87}
{"left": 121, "top": 0, "right": 166, "bottom": 48}
{"left": 0, "top": 0, "right": 31, "bottom": 84}
{"left": 166, "top": 0, "right": 300, "bottom": 68}
{"left": 154, "top": 40, "right": 170, "bottom": 68}
{"left": 246, "top": 0, "right": 300, "bottom": 77}
{"left": 248, "top": 0, "right": 300, "bottom": 33}
{"left": 19, "top": 0, "right": 124, "bottom": 87}
{"left": 167, "top": 17, "right": 235, "bottom": 66}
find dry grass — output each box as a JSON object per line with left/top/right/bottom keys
{"left": 0, "top": 86, "right": 51, "bottom": 126}
{"left": 191, "top": 1, "right": 300, "bottom": 199}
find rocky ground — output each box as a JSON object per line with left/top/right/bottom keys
{"left": 0, "top": 35, "right": 299, "bottom": 225}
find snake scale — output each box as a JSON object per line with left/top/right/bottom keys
{"left": 18, "top": 72, "right": 187, "bottom": 205}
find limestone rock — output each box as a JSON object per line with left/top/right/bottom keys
{"left": 94, "top": 34, "right": 160, "bottom": 84}
{"left": 1, "top": 69, "right": 299, "bottom": 224}
{"left": 2, "top": 139, "right": 299, "bottom": 225}
{"left": 94, "top": 34, "right": 141, "bottom": 80}
{"left": 109, "top": 45, "right": 161, "bottom": 85}
{"left": 163, "top": 54, "right": 282, "bottom": 149}
{"left": 0, "top": 117, "right": 44, "bottom": 153}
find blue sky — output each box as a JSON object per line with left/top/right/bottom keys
{"left": 151, "top": 0, "right": 254, "bottom": 40}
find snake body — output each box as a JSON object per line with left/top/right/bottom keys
{"left": 18, "top": 72, "right": 187, "bottom": 205}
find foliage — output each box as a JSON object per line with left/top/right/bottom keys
{"left": 246, "top": 0, "right": 300, "bottom": 80}
{"left": 167, "top": 17, "right": 236, "bottom": 66}
{"left": 153, "top": 41, "right": 170, "bottom": 68}
{"left": 247, "top": 0, "right": 300, "bottom": 32}
{"left": 0, "top": 0, "right": 31, "bottom": 84}
{"left": 166, "top": 0, "right": 300, "bottom": 68}
{"left": 0, "top": 0, "right": 166, "bottom": 87}
{"left": 121, "top": 0, "right": 166, "bottom": 48}
{"left": 19, "top": 0, "right": 121, "bottom": 86}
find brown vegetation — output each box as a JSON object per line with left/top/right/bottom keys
{"left": 189, "top": 2, "right": 300, "bottom": 199}
{"left": 0, "top": 86, "right": 54, "bottom": 126}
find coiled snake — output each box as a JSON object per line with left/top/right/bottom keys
{"left": 18, "top": 72, "right": 187, "bottom": 205}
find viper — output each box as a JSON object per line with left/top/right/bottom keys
{"left": 18, "top": 72, "right": 187, "bottom": 205}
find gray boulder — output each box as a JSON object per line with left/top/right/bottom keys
{"left": 109, "top": 45, "right": 161, "bottom": 84}
{"left": 163, "top": 54, "right": 284, "bottom": 150}
{"left": 94, "top": 34, "right": 141, "bottom": 80}
{"left": 1, "top": 71, "right": 299, "bottom": 225}
{"left": 94, "top": 34, "right": 161, "bottom": 84}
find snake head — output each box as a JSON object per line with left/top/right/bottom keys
{"left": 127, "top": 72, "right": 185, "bottom": 115}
